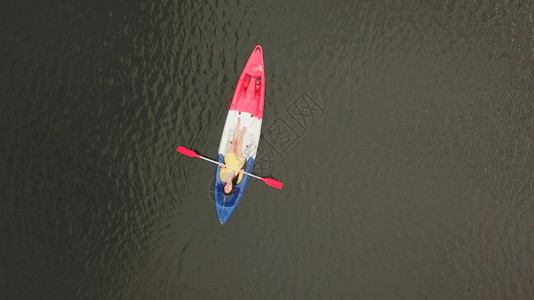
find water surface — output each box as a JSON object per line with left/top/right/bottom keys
{"left": 1, "top": 0, "right": 533, "bottom": 298}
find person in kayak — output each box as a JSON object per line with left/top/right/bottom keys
{"left": 219, "top": 118, "right": 247, "bottom": 195}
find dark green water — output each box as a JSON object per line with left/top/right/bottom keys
{"left": 1, "top": 0, "right": 533, "bottom": 298}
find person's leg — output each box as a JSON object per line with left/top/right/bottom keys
{"left": 235, "top": 126, "right": 247, "bottom": 159}
{"left": 229, "top": 118, "right": 241, "bottom": 153}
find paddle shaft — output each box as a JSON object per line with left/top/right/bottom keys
{"left": 197, "top": 155, "right": 261, "bottom": 180}
{"left": 177, "top": 146, "right": 282, "bottom": 189}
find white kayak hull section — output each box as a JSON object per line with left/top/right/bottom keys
{"left": 217, "top": 110, "right": 262, "bottom": 160}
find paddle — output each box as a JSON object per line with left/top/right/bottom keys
{"left": 176, "top": 146, "right": 284, "bottom": 190}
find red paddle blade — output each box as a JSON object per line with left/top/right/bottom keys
{"left": 176, "top": 146, "right": 200, "bottom": 158}
{"left": 260, "top": 177, "right": 283, "bottom": 189}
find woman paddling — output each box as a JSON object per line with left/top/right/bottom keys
{"left": 219, "top": 118, "right": 247, "bottom": 196}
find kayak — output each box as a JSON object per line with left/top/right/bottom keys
{"left": 214, "top": 45, "right": 265, "bottom": 224}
